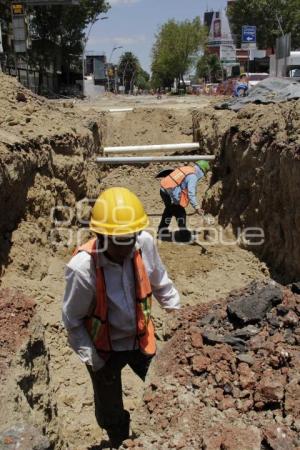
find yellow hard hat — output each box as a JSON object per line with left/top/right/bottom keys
{"left": 89, "top": 187, "right": 149, "bottom": 236}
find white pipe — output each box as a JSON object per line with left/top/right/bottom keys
{"left": 96, "top": 155, "right": 215, "bottom": 164}
{"left": 104, "top": 143, "right": 200, "bottom": 154}
{"left": 108, "top": 108, "right": 134, "bottom": 113}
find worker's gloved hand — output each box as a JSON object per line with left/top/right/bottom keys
{"left": 195, "top": 207, "right": 204, "bottom": 216}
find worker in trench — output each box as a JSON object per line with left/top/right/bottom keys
{"left": 62, "top": 187, "right": 180, "bottom": 449}
{"left": 157, "top": 160, "right": 211, "bottom": 242}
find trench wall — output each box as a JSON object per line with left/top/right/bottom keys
{"left": 193, "top": 101, "right": 300, "bottom": 282}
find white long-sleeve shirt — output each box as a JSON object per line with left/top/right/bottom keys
{"left": 62, "top": 231, "right": 180, "bottom": 371}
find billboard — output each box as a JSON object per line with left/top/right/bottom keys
{"left": 213, "top": 19, "right": 221, "bottom": 39}
{"left": 208, "top": 11, "right": 234, "bottom": 45}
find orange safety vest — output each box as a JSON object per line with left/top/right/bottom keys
{"left": 160, "top": 166, "right": 196, "bottom": 208}
{"left": 73, "top": 238, "right": 156, "bottom": 360}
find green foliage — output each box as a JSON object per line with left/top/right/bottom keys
{"left": 118, "top": 52, "right": 149, "bottom": 92}
{"left": 1, "top": 0, "right": 109, "bottom": 92}
{"left": 136, "top": 68, "right": 150, "bottom": 90}
{"left": 0, "top": 1, "right": 11, "bottom": 25}
{"left": 196, "top": 54, "right": 224, "bottom": 82}
{"left": 228, "top": 0, "right": 300, "bottom": 49}
{"left": 151, "top": 17, "right": 207, "bottom": 88}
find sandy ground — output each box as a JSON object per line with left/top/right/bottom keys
{"left": 0, "top": 91, "right": 269, "bottom": 449}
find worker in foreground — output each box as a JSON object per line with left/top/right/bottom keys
{"left": 62, "top": 187, "right": 180, "bottom": 449}
{"left": 157, "top": 160, "right": 210, "bottom": 241}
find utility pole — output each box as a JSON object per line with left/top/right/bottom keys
{"left": 107, "top": 46, "right": 123, "bottom": 92}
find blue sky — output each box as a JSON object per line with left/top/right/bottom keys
{"left": 86, "top": 0, "right": 228, "bottom": 73}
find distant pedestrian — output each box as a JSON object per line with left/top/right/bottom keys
{"left": 234, "top": 73, "right": 249, "bottom": 97}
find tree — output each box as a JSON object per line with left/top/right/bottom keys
{"left": 27, "top": 0, "right": 110, "bottom": 93}
{"left": 0, "top": 1, "right": 15, "bottom": 63}
{"left": 135, "top": 68, "right": 150, "bottom": 91}
{"left": 228, "top": 0, "right": 300, "bottom": 50}
{"left": 196, "top": 54, "right": 225, "bottom": 82}
{"left": 151, "top": 17, "right": 207, "bottom": 89}
{"left": 118, "top": 52, "right": 140, "bottom": 93}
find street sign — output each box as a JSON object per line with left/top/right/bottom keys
{"left": 242, "top": 26, "right": 256, "bottom": 43}
{"left": 12, "top": 3, "right": 25, "bottom": 14}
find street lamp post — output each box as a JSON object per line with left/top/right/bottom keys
{"left": 82, "top": 15, "right": 108, "bottom": 97}
{"left": 107, "top": 46, "right": 123, "bottom": 92}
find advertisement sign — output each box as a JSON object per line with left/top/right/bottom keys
{"left": 208, "top": 11, "right": 234, "bottom": 45}
{"left": 242, "top": 26, "right": 256, "bottom": 43}
{"left": 213, "top": 19, "right": 221, "bottom": 38}
{"left": 12, "top": 3, "right": 25, "bottom": 15}
{"left": 220, "top": 44, "right": 236, "bottom": 63}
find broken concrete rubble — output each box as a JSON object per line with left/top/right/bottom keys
{"left": 227, "top": 284, "right": 283, "bottom": 325}
{"left": 129, "top": 281, "right": 300, "bottom": 449}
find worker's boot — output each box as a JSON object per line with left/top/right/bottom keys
{"left": 107, "top": 411, "right": 130, "bottom": 449}
{"left": 175, "top": 229, "right": 192, "bottom": 243}
{"left": 157, "top": 228, "right": 172, "bottom": 241}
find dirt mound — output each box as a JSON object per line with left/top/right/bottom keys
{"left": 0, "top": 72, "right": 96, "bottom": 142}
{"left": 193, "top": 101, "right": 300, "bottom": 282}
{"left": 0, "top": 73, "right": 106, "bottom": 279}
{"left": 129, "top": 281, "right": 300, "bottom": 449}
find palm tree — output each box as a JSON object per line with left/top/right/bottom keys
{"left": 118, "top": 52, "right": 140, "bottom": 94}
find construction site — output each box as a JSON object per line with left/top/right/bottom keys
{"left": 0, "top": 70, "right": 299, "bottom": 450}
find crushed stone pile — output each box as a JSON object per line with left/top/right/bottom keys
{"left": 127, "top": 281, "right": 300, "bottom": 450}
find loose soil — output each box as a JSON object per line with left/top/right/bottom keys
{"left": 0, "top": 73, "right": 298, "bottom": 450}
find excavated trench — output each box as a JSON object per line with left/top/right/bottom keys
{"left": 0, "top": 73, "right": 299, "bottom": 450}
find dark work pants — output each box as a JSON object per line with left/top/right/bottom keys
{"left": 158, "top": 188, "right": 187, "bottom": 232}
{"left": 87, "top": 350, "right": 153, "bottom": 447}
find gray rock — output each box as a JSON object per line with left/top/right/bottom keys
{"left": 231, "top": 325, "right": 259, "bottom": 339}
{"left": 222, "top": 335, "right": 248, "bottom": 352}
{"left": 227, "top": 285, "right": 283, "bottom": 325}
{"left": 202, "top": 331, "right": 248, "bottom": 352}
{"left": 237, "top": 353, "right": 255, "bottom": 365}
{"left": 202, "top": 331, "right": 224, "bottom": 345}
